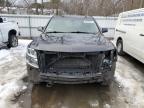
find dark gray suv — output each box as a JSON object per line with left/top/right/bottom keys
{"left": 26, "top": 16, "right": 117, "bottom": 86}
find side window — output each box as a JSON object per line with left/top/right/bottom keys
{"left": 0, "top": 18, "right": 3, "bottom": 23}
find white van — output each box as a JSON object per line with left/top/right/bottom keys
{"left": 114, "top": 8, "right": 144, "bottom": 63}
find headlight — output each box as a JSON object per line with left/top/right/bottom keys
{"left": 26, "top": 48, "right": 38, "bottom": 68}
{"left": 27, "top": 48, "right": 37, "bottom": 59}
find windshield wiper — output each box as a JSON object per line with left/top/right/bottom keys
{"left": 46, "top": 31, "right": 96, "bottom": 34}
{"left": 46, "top": 31, "right": 67, "bottom": 33}
{"left": 69, "top": 31, "right": 96, "bottom": 34}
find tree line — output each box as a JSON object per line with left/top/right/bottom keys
{"left": 62, "top": 0, "right": 144, "bottom": 16}
{"left": 0, "top": 0, "right": 144, "bottom": 16}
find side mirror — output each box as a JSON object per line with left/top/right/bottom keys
{"left": 37, "top": 26, "right": 44, "bottom": 32}
{"left": 102, "top": 28, "right": 108, "bottom": 33}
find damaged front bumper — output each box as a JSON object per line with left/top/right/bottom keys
{"left": 27, "top": 50, "right": 117, "bottom": 84}
{"left": 40, "top": 70, "right": 103, "bottom": 84}
{"left": 27, "top": 64, "right": 114, "bottom": 84}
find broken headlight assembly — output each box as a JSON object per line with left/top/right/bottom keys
{"left": 102, "top": 50, "right": 117, "bottom": 68}
{"left": 26, "top": 48, "right": 38, "bottom": 68}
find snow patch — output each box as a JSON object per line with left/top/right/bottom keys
{"left": 0, "top": 81, "right": 26, "bottom": 108}
{"left": 0, "top": 39, "right": 31, "bottom": 108}
{"left": 0, "top": 50, "right": 11, "bottom": 65}
{"left": 0, "top": 50, "right": 10, "bottom": 59}
{"left": 115, "top": 57, "right": 144, "bottom": 107}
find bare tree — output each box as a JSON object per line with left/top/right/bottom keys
{"left": 51, "top": 0, "right": 60, "bottom": 15}
{"left": 1, "top": 0, "right": 143, "bottom": 16}
{"left": 131, "top": 0, "right": 134, "bottom": 9}
{"left": 83, "top": 0, "right": 90, "bottom": 15}
{"left": 0, "top": 0, "right": 11, "bottom": 13}
{"left": 35, "top": 0, "right": 38, "bottom": 14}
{"left": 41, "top": 0, "right": 44, "bottom": 14}
{"left": 0, "top": 0, "right": 5, "bottom": 12}
{"left": 140, "top": 0, "right": 144, "bottom": 8}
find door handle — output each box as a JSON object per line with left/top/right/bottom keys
{"left": 140, "top": 34, "right": 144, "bottom": 36}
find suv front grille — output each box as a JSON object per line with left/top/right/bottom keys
{"left": 51, "top": 58, "right": 91, "bottom": 69}
{"left": 37, "top": 51, "right": 110, "bottom": 74}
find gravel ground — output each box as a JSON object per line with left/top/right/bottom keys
{"left": 0, "top": 39, "right": 144, "bottom": 108}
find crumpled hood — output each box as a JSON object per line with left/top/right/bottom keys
{"left": 30, "top": 33, "right": 115, "bottom": 52}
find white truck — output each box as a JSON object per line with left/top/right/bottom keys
{"left": 115, "top": 8, "right": 144, "bottom": 63}
{"left": 0, "top": 17, "right": 20, "bottom": 48}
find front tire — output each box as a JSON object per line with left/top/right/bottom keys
{"left": 7, "top": 35, "right": 18, "bottom": 48}
{"left": 116, "top": 40, "right": 124, "bottom": 56}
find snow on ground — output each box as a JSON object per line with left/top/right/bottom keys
{"left": 0, "top": 39, "right": 144, "bottom": 108}
{"left": 0, "top": 40, "right": 31, "bottom": 108}
{"left": 115, "top": 57, "right": 144, "bottom": 108}
{"left": 111, "top": 40, "right": 144, "bottom": 107}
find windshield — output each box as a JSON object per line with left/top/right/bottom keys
{"left": 45, "top": 17, "right": 99, "bottom": 34}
